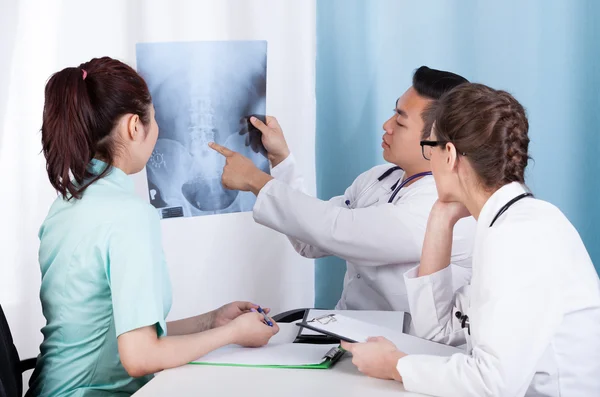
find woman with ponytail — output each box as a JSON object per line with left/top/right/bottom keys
{"left": 341, "top": 83, "right": 600, "bottom": 397}
{"left": 29, "top": 57, "right": 279, "bottom": 397}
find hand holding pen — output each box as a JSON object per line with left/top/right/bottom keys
{"left": 226, "top": 307, "right": 279, "bottom": 347}
{"left": 251, "top": 306, "right": 274, "bottom": 327}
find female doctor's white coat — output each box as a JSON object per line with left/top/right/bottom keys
{"left": 398, "top": 182, "right": 600, "bottom": 397}
{"left": 252, "top": 154, "right": 476, "bottom": 312}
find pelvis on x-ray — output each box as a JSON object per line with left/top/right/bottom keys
{"left": 136, "top": 41, "right": 269, "bottom": 219}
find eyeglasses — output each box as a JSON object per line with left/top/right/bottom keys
{"left": 420, "top": 140, "right": 447, "bottom": 161}
{"left": 420, "top": 140, "right": 467, "bottom": 161}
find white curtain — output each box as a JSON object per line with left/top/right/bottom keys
{"left": 0, "top": 0, "right": 316, "bottom": 361}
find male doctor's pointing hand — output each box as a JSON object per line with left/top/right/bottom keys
{"left": 210, "top": 66, "right": 476, "bottom": 313}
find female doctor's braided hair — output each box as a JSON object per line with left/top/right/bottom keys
{"left": 427, "top": 83, "right": 531, "bottom": 190}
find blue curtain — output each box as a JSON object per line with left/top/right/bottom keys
{"left": 315, "top": 0, "right": 600, "bottom": 308}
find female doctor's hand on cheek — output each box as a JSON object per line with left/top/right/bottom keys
{"left": 226, "top": 312, "right": 280, "bottom": 347}
{"left": 209, "top": 142, "right": 274, "bottom": 195}
{"left": 341, "top": 337, "right": 406, "bottom": 381}
{"left": 430, "top": 199, "right": 471, "bottom": 227}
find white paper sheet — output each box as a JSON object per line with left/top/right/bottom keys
{"left": 192, "top": 343, "right": 339, "bottom": 366}
{"left": 299, "top": 309, "right": 405, "bottom": 337}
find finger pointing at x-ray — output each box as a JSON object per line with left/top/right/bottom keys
{"left": 209, "top": 142, "right": 274, "bottom": 195}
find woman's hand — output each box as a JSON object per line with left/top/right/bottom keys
{"left": 226, "top": 312, "right": 280, "bottom": 347}
{"left": 417, "top": 199, "right": 471, "bottom": 277}
{"left": 211, "top": 301, "right": 270, "bottom": 328}
{"left": 430, "top": 200, "right": 471, "bottom": 228}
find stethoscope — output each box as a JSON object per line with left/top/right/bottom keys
{"left": 344, "top": 166, "right": 433, "bottom": 209}
{"left": 456, "top": 190, "right": 534, "bottom": 335}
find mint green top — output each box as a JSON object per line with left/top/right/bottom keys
{"left": 28, "top": 160, "right": 172, "bottom": 397}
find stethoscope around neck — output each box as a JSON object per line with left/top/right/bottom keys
{"left": 344, "top": 166, "right": 433, "bottom": 209}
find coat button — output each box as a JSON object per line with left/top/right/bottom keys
{"left": 356, "top": 274, "right": 361, "bottom": 279}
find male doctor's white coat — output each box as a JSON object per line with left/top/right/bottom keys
{"left": 252, "top": 154, "right": 476, "bottom": 312}
{"left": 398, "top": 182, "right": 600, "bottom": 397}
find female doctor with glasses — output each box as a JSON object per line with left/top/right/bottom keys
{"left": 341, "top": 83, "right": 600, "bottom": 397}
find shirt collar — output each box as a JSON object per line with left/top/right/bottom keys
{"left": 477, "top": 182, "right": 529, "bottom": 229}
{"left": 88, "top": 158, "right": 135, "bottom": 193}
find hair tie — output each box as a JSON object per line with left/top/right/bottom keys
{"left": 82, "top": 69, "right": 88, "bottom": 80}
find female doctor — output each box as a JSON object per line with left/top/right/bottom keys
{"left": 340, "top": 83, "right": 600, "bottom": 396}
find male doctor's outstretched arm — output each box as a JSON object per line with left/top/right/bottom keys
{"left": 235, "top": 117, "right": 369, "bottom": 260}
{"left": 208, "top": 122, "right": 426, "bottom": 267}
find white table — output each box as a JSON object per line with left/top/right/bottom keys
{"left": 134, "top": 313, "right": 428, "bottom": 397}
{"left": 133, "top": 355, "right": 427, "bottom": 397}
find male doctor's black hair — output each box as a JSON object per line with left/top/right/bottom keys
{"left": 413, "top": 66, "right": 468, "bottom": 140}
{"left": 413, "top": 66, "right": 469, "bottom": 101}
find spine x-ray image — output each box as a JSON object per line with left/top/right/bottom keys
{"left": 136, "top": 41, "right": 269, "bottom": 219}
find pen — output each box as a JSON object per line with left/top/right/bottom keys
{"left": 257, "top": 306, "right": 273, "bottom": 327}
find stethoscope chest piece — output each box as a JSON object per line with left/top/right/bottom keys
{"left": 455, "top": 311, "right": 470, "bottom": 335}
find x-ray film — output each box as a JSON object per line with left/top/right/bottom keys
{"left": 136, "top": 41, "right": 269, "bottom": 219}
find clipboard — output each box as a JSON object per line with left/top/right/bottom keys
{"left": 296, "top": 314, "right": 358, "bottom": 343}
{"left": 297, "top": 313, "right": 463, "bottom": 357}
{"left": 294, "top": 310, "right": 343, "bottom": 344}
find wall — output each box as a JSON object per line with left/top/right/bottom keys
{"left": 0, "top": 0, "right": 316, "bottom": 365}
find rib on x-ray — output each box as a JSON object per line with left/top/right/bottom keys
{"left": 136, "top": 41, "right": 269, "bottom": 219}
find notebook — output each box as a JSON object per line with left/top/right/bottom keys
{"left": 190, "top": 343, "right": 344, "bottom": 369}
{"left": 297, "top": 313, "right": 462, "bottom": 357}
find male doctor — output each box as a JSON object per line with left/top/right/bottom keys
{"left": 210, "top": 66, "right": 475, "bottom": 312}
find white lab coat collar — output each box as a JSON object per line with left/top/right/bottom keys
{"left": 476, "top": 182, "right": 529, "bottom": 231}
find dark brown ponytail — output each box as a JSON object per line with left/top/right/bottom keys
{"left": 41, "top": 57, "right": 152, "bottom": 199}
